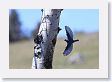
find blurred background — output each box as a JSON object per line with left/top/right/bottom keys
{"left": 9, "top": 9, "right": 99, "bottom": 69}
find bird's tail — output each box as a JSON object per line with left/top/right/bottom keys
{"left": 74, "top": 39, "right": 79, "bottom": 42}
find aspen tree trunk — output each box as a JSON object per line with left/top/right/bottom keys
{"left": 32, "top": 9, "right": 63, "bottom": 69}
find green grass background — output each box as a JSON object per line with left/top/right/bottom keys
{"left": 9, "top": 32, "right": 99, "bottom": 69}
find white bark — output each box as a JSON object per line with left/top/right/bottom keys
{"left": 32, "top": 9, "right": 63, "bottom": 69}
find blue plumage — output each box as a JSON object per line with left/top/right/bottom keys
{"left": 63, "top": 26, "right": 79, "bottom": 56}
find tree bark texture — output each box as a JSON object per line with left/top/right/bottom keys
{"left": 32, "top": 9, "right": 63, "bottom": 69}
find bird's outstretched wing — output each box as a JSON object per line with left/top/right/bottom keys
{"left": 65, "top": 26, "right": 73, "bottom": 41}
{"left": 63, "top": 43, "right": 73, "bottom": 56}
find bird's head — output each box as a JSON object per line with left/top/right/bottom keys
{"left": 64, "top": 39, "right": 68, "bottom": 42}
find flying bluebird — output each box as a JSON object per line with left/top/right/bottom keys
{"left": 63, "top": 26, "right": 79, "bottom": 56}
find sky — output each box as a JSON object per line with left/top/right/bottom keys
{"left": 16, "top": 9, "right": 99, "bottom": 37}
